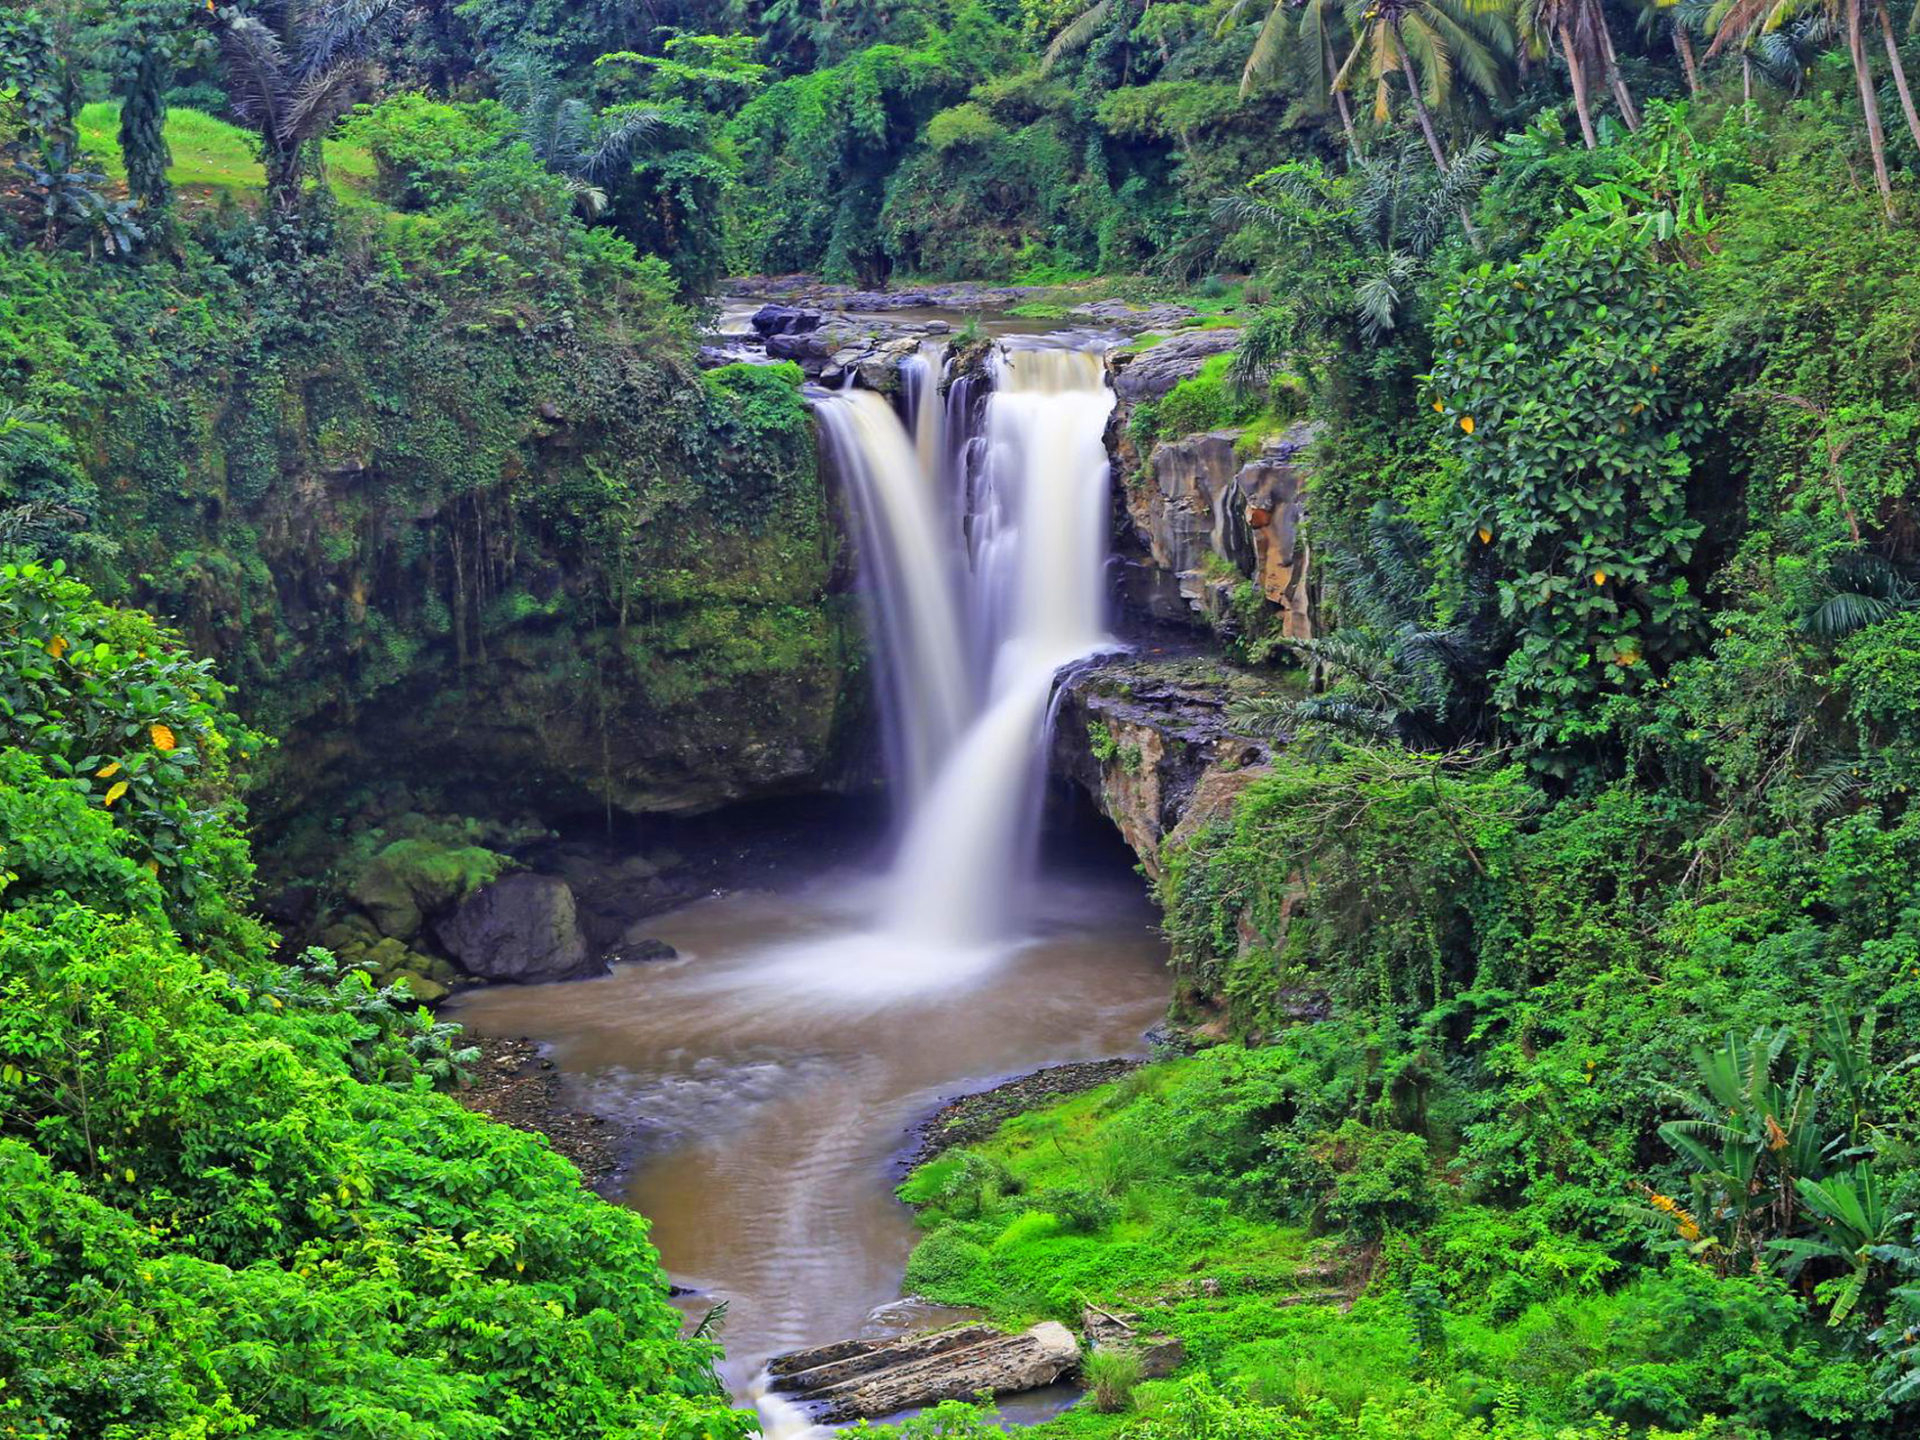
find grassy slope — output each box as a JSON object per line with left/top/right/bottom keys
{"left": 76, "top": 102, "right": 377, "bottom": 207}
{"left": 899, "top": 1066, "right": 1361, "bottom": 1437}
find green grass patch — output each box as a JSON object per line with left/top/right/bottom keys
{"left": 77, "top": 102, "right": 378, "bottom": 208}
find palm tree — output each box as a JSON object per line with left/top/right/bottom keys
{"left": 1710, "top": 0, "right": 1895, "bottom": 217}
{"left": 1640, "top": 0, "right": 1706, "bottom": 96}
{"left": 1215, "top": 139, "right": 1494, "bottom": 347}
{"left": 497, "top": 57, "right": 664, "bottom": 218}
{"left": 1219, "top": 0, "right": 1359, "bottom": 144}
{"left": 1518, "top": 0, "right": 1640, "bottom": 147}
{"left": 205, "top": 0, "right": 405, "bottom": 226}
{"left": 1331, "top": 0, "right": 1511, "bottom": 175}
{"left": 104, "top": 0, "right": 203, "bottom": 223}
{"left": 1872, "top": 0, "right": 1920, "bottom": 156}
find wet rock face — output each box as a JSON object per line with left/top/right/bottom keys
{"left": 436, "top": 872, "right": 603, "bottom": 983}
{"left": 1121, "top": 421, "right": 1315, "bottom": 641}
{"left": 1051, "top": 658, "right": 1272, "bottom": 881}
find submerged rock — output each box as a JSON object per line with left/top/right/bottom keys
{"left": 767, "top": 1321, "right": 1081, "bottom": 1421}
{"left": 608, "top": 936, "right": 678, "bottom": 965}
{"left": 436, "top": 873, "right": 603, "bottom": 983}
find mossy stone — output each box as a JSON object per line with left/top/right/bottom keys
{"left": 350, "top": 839, "right": 511, "bottom": 939}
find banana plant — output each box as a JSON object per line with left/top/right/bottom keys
{"left": 1657, "top": 1024, "right": 1825, "bottom": 1265}
{"left": 1771, "top": 1166, "right": 1919, "bottom": 1323}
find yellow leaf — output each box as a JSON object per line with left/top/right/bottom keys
{"left": 1477, "top": 527, "right": 1492, "bottom": 544}
{"left": 45, "top": 635, "right": 68, "bottom": 660}
{"left": 1593, "top": 570, "right": 1608, "bottom": 586}
{"left": 124, "top": 1168, "right": 135, "bottom": 1183}
{"left": 1432, "top": 400, "right": 1444, "bottom": 413}
{"left": 144, "top": 860, "right": 159, "bottom": 878}
{"left": 1460, "top": 416, "right": 1475, "bottom": 434}
{"left": 150, "top": 723, "right": 176, "bottom": 752}
{"left": 96, "top": 761, "right": 122, "bottom": 779}
{"left": 103, "top": 781, "right": 128, "bottom": 808}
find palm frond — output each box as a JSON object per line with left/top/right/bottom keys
{"left": 1240, "top": 0, "right": 1292, "bottom": 94}
{"left": 582, "top": 106, "right": 664, "bottom": 181}
{"left": 298, "top": 0, "right": 404, "bottom": 77}
{"left": 281, "top": 59, "right": 367, "bottom": 144}
{"left": 218, "top": 16, "right": 289, "bottom": 140}
{"left": 1043, "top": 0, "right": 1114, "bottom": 72}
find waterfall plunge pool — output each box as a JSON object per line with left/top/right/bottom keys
{"left": 446, "top": 823, "right": 1170, "bottom": 1419}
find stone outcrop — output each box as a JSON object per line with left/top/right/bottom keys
{"left": 767, "top": 1322, "right": 1082, "bottom": 1421}
{"left": 1109, "top": 328, "right": 1242, "bottom": 403}
{"left": 1083, "top": 1306, "right": 1186, "bottom": 1380}
{"left": 1123, "top": 421, "right": 1315, "bottom": 640}
{"left": 1052, "top": 657, "right": 1274, "bottom": 881}
{"left": 435, "top": 872, "right": 602, "bottom": 983}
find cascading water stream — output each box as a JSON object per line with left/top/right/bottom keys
{"left": 813, "top": 389, "right": 972, "bottom": 802}
{"left": 814, "top": 339, "right": 1118, "bottom": 951}
{"left": 885, "top": 345, "right": 1116, "bottom": 943}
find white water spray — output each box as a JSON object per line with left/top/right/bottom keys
{"left": 815, "top": 339, "right": 1117, "bottom": 953}
{"left": 813, "top": 389, "right": 972, "bottom": 801}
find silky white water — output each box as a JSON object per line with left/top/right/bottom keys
{"left": 814, "top": 341, "right": 1118, "bottom": 951}
{"left": 814, "top": 389, "right": 972, "bottom": 801}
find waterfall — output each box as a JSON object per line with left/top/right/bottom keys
{"left": 815, "top": 339, "right": 1117, "bottom": 950}
{"left": 813, "top": 388, "right": 972, "bottom": 802}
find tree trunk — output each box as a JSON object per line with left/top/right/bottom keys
{"left": 1400, "top": 44, "right": 1449, "bottom": 173}
{"left": 1560, "top": 23, "right": 1600, "bottom": 149}
{"left": 1742, "top": 51, "right": 1752, "bottom": 106}
{"left": 1878, "top": 0, "right": 1920, "bottom": 154}
{"left": 1675, "top": 25, "right": 1701, "bottom": 98}
{"left": 1398, "top": 39, "right": 1482, "bottom": 245}
{"left": 1598, "top": 18, "right": 1641, "bottom": 131}
{"left": 1325, "top": 32, "right": 1357, "bottom": 147}
{"left": 1849, "top": 0, "right": 1897, "bottom": 218}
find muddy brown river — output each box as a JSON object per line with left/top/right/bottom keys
{"left": 449, "top": 857, "right": 1170, "bottom": 1419}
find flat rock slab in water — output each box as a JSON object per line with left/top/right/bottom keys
{"left": 768, "top": 1322, "right": 1081, "bottom": 1420}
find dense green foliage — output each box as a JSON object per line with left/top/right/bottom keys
{"left": 0, "top": 562, "right": 746, "bottom": 1438}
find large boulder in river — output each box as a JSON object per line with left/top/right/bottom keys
{"left": 435, "top": 873, "right": 603, "bottom": 983}
{"left": 751, "top": 303, "right": 824, "bottom": 336}
{"left": 348, "top": 838, "right": 510, "bottom": 941}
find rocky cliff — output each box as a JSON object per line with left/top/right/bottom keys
{"left": 1050, "top": 656, "right": 1275, "bottom": 880}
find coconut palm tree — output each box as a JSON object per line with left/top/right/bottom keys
{"left": 1331, "top": 0, "right": 1512, "bottom": 175}
{"left": 205, "top": 0, "right": 407, "bottom": 225}
{"left": 1518, "top": 0, "right": 1640, "bottom": 147}
{"left": 1218, "top": 0, "right": 1359, "bottom": 145}
{"left": 1710, "top": 0, "right": 1895, "bottom": 216}
{"left": 1640, "top": 0, "right": 1706, "bottom": 96}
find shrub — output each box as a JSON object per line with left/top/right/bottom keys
{"left": 1084, "top": 1347, "right": 1144, "bottom": 1413}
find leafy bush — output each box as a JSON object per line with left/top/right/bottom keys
{"left": 1427, "top": 232, "right": 1707, "bottom": 760}
{"left": 0, "top": 559, "right": 261, "bottom": 949}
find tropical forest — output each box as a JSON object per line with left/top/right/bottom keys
{"left": 6, "top": 0, "right": 1920, "bottom": 1437}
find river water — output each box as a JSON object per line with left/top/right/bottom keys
{"left": 448, "top": 849, "right": 1170, "bottom": 1402}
